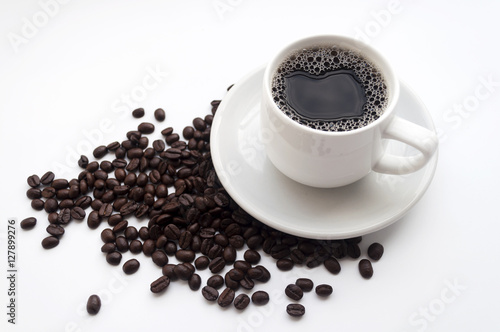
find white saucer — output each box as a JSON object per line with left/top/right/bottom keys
{"left": 211, "top": 66, "right": 438, "bottom": 240}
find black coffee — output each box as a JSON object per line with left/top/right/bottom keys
{"left": 272, "top": 45, "right": 388, "bottom": 131}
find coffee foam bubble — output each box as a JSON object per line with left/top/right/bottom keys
{"left": 271, "top": 46, "right": 388, "bottom": 132}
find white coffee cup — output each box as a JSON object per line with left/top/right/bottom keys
{"left": 261, "top": 35, "right": 438, "bottom": 188}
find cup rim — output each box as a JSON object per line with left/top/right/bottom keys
{"left": 263, "top": 34, "right": 400, "bottom": 136}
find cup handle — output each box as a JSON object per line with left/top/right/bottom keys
{"left": 373, "top": 116, "right": 438, "bottom": 175}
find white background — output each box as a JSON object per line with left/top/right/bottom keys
{"left": 1, "top": 0, "right": 499, "bottom": 331}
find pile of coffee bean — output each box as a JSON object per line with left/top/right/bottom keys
{"left": 21, "top": 90, "right": 384, "bottom": 317}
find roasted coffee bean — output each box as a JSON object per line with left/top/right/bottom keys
{"left": 367, "top": 243, "right": 384, "bottom": 261}
{"left": 324, "top": 257, "right": 341, "bottom": 274}
{"left": 195, "top": 256, "right": 210, "bottom": 270}
{"left": 207, "top": 275, "right": 224, "bottom": 289}
{"left": 142, "top": 239, "right": 156, "bottom": 256}
{"left": 209, "top": 257, "right": 225, "bottom": 274}
{"left": 59, "top": 199, "right": 74, "bottom": 209}
{"left": 359, "top": 259, "right": 374, "bottom": 279}
{"left": 138, "top": 122, "right": 155, "bottom": 134}
{"left": 26, "top": 188, "right": 42, "bottom": 199}
{"left": 347, "top": 243, "right": 361, "bottom": 259}
{"left": 57, "top": 208, "right": 71, "bottom": 224}
{"left": 106, "top": 141, "right": 120, "bottom": 151}
{"left": 93, "top": 145, "right": 108, "bottom": 159}
{"left": 101, "top": 229, "right": 115, "bottom": 243}
{"left": 217, "top": 288, "right": 235, "bottom": 307}
{"left": 161, "top": 127, "right": 173, "bottom": 136}
{"left": 41, "top": 187, "right": 55, "bottom": 198}
{"left": 41, "top": 236, "right": 59, "bottom": 249}
{"left": 285, "top": 284, "right": 303, "bottom": 301}
{"left": 98, "top": 203, "right": 113, "bottom": 218}
{"left": 222, "top": 246, "right": 236, "bottom": 264}
{"left": 120, "top": 201, "right": 138, "bottom": 216}
{"left": 247, "top": 267, "right": 263, "bottom": 280}
{"left": 286, "top": 303, "right": 305, "bottom": 317}
{"left": 31, "top": 199, "right": 44, "bottom": 211}
{"left": 70, "top": 207, "right": 86, "bottom": 220}
{"left": 44, "top": 198, "right": 58, "bottom": 213}
{"left": 178, "top": 231, "right": 192, "bottom": 249}
{"left": 151, "top": 276, "right": 170, "bottom": 293}
{"left": 174, "top": 264, "right": 193, "bottom": 280}
{"left": 166, "top": 133, "right": 179, "bottom": 145}
{"left": 175, "top": 249, "right": 195, "bottom": 263}
{"left": 152, "top": 251, "right": 169, "bottom": 267}
{"left": 47, "top": 212, "right": 58, "bottom": 224}
{"left": 86, "top": 295, "right": 101, "bottom": 315}
{"left": 75, "top": 196, "right": 92, "bottom": 209}
{"left": 40, "top": 171, "right": 55, "bottom": 185}
{"left": 251, "top": 291, "right": 269, "bottom": 305}
{"left": 275, "top": 256, "right": 294, "bottom": 271}
{"left": 77, "top": 155, "right": 89, "bottom": 169}
{"left": 132, "top": 107, "right": 145, "bottom": 118}
{"left": 115, "top": 236, "right": 129, "bottom": 252}
{"left": 315, "top": 284, "right": 333, "bottom": 297}
{"left": 87, "top": 211, "right": 101, "bottom": 229}
{"left": 239, "top": 276, "right": 254, "bottom": 290}
{"left": 123, "top": 259, "right": 140, "bottom": 274}
{"left": 20, "top": 217, "right": 37, "bottom": 230}
{"left": 229, "top": 235, "right": 245, "bottom": 248}
{"left": 228, "top": 268, "right": 245, "bottom": 281}
{"left": 295, "top": 278, "right": 314, "bottom": 292}
{"left": 192, "top": 117, "right": 206, "bottom": 131}
{"left": 234, "top": 261, "right": 251, "bottom": 273}
{"left": 183, "top": 126, "right": 195, "bottom": 139}
{"left": 111, "top": 220, "right": 127, "bottom": 234}
{"left": 234, "top": 293, "right": 250, "bottom": 310}
{"left": 46, "top": 224, "right": 65, "bottom": 237}
{"left": 188, "top": 273, "right": 202, "bottom": 291}
{"left": 154, "top": 108, "right": 166, "bottom": 122}
{"left": 129, "top": 240, "right": 143, "bottom": 254}
{"left": 106, "top": 251, "right": 122, "bottom": 265}
{"left": 244, "top": 249, "right": 261, "bottom": 264}
{"left": 27, "top": 174, "right": 40, "bottom": 187}
{"left": 271, "top": 244, "right": 290, "bottom": 260}
{"left": 254, "top": 266, "right": 271, "bottom": 283}
{"left": 101, "top": 242, "right": 116, "bottom": 253}
{"left": 202, "top": 286, "right": 219, "bottom": 301}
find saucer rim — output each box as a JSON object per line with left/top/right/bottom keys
{"left": 211, "top": 65, "right": 438, "bottom": 239}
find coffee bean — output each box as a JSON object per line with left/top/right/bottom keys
{"left": 347, "top": 243, "right": 361, "bottom": 259}
{"left": 150, "top": 276, "right": 170, "bottom": 293}
{"left": 174, "top": 263, "right": 193, "bottom": 280}
{"left": 39, "top": 171, "right": 54, "bottom": 185}
{"left": 101, "top": 229, "right": 115, "bottom": 243}
{"left": 367, "top": 243, "right": 384, "bottom": 261}
{"left": 154, "top": 108, "right": 166, "bottom": 122}
{"left": 277, "top": 258, "right": 294, "bottom": 271}
{"left": 285, "top": 284, "right": 303, "bottom": 301}
{"left": 254, "top": 265, "right": 271, "bottom": 282}
{"left": 359, "top": 259, "right": 374, "bottom": 279}
{"left": 101, "top": 243, "right": 116, "bottom": 253}
{"left": 115, "top": 236, "right": 128, "bottom": 252}
{"left": 44, "top": 198, "right": 58, "bottom": 213}
{"left": 270, "top": 244, "right": 290, "bottom": 260}
{"left": 41, "top": 236, "right": 59, "bottom": 249}
{"left": 188, "top": 273, "right": 202, "bottom": 290}
{"left": 207, "top": 275, "right": 224, "bottom": 289}
{"left": 195, "top": 256, "right": 210, "bottom": 270}
{"left": 239, "top": 276, "right": 254, "bottom": 290}
{"left": 138, "top": 122, "right": 155, "bottom": 134}
{"left": 251, "top": 291, "right": 269, "bottom": 305}
{"left": 209, "top": 257, "right": 225, "bottom": 274}
{"left": 106, "top": 252, "right": 122, "bottom": 266}
{"left": 132, "top": 107, "right": 145, "bottom": 118}
{"left": 26, "top": 188, "right": 41, "bottom": 199}
{"left": 175, "top": 249, "right": 195, "bottom": 263}
{"left": 31, "top": 199, "right": 44, "bottom": 211}
{"left": 234, "top": 293, "right": 250, "bottom": 310}
{"left": 46, "top": 224, "right": 65, "bottom": 237}
{"left": 93, "top": 145, "right": 108, "bottom": 159}
{"left": 315, "top": 284, "right": 333, "bottom": 297}
{"left": 286, "top": 303, "right": 305, "bottom": 317}
{"left": 27, "top": 174, "right": 40, "bottom": 188}
{"left": 20, "top": 217, "right": 37, "bottom": 230}
{"left": 217, "top": 288, "right": 235, "bottom": 307}
{"left": 152, "top": 251, "right": 169, "bottom": 267}
{"left": 324, "top": 257, "right": 341, "bottom": 274}
{"left": 129, "top": 240, "right": 143, "bottom": 254}
{"left": 123, "top": 259, "right": 140, "bottom": 274}
{"left": 295, "top": 278, "right": 314, "bottom": 292}
{"left": 87, "top": 211, "right": 101, "bottom": 229}
{"left": 86, "top": 295, "right": 101, "bottom": 315}
{"left": 243, "top": 249, "right": 261, "bottom": 264}
{"left": 202, "top": 286, "right": 219, "bottom": 301}
{"left": 70, "top": 207, "right": 86, "bottom": 220}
